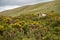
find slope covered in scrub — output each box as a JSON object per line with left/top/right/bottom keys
{"left": 0, "top": 0, "right": 60, "bottom": 40}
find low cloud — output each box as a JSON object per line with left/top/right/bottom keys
{"left": 0, "top": 0, "right": 53, "bottom": 6}
{"left": 0, "top": 0, "right": 53, "bottom": 12}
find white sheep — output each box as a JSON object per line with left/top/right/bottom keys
{"left": 39, "top": 13, "right": 46, "bottom": 18}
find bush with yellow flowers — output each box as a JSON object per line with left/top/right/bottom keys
{"left": 0, "top": 12, "right": 60, "bottom": 40}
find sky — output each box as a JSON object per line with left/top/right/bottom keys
{"left": 0, "top": 0, "right": 53, "bottom": 12}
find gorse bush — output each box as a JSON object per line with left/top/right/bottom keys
{"left": 0, "top": 12, "right": 60, "bottom": 40}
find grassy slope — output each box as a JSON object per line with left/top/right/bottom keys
{"left": 0, "top": 0, "right": 60, "bottom": 40}
{"left": 0, "top": 0, "right": 60, "bottom": 17}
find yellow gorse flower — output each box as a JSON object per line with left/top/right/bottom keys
{"left": 0, "top": 25, "right": 4, "bottom": 30}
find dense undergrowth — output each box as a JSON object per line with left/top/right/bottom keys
{"left": 0, "top": 12, "right": 60, "bottom": 40}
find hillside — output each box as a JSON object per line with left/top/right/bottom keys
{"left": 0, "top": 0, "right": 60, "bottom": 40}
{"left": 0, "top": 0, "right": 60, "bottom": 17}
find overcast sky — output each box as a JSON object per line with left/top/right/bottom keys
{"left": 0, "top": 0, "right": 53, "bottom": 12}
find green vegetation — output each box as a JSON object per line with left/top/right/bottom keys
{"left": 0, "top": 0, "right": 60, "bottom": 40}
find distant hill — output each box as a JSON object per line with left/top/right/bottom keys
{"left": 0, "top": 0, "right": 60, "bottom": 17}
